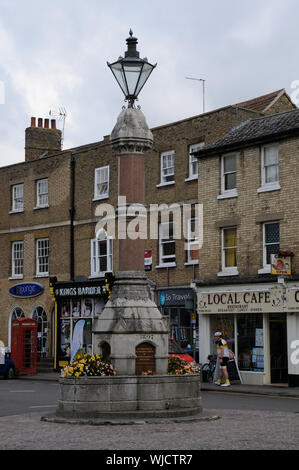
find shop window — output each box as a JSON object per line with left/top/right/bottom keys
{"left": 11, "top": 183, "right": 24, "bottom": 212}
{"left": 158, "top": 221, "right": 176, "bottom": 267}
{"left": 210, "top": 314, "right": 235, "bottom": 354}
{"left": 237, "top": 314, "right": 264, "bottom": 372}
{"left": 11, "top": 241, "right": 24, "bottom": 278}
{"left": 31, "top": 306, "right": 48, "bottom": 358}
{"left": 11, "top": 306, "right": 25, "bottom": 321}
{"left": 59, "top": 298, "right": 95, "bottom": 359}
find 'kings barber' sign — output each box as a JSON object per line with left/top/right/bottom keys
{"left": 197, "top": 288, "right": 284, "bottom": 314}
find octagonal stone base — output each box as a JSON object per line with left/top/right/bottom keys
{"left": 53, "top": 374, "right": 202, "bottom": 420}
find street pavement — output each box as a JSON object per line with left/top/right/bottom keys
{"left": 0, "top": 372, "right": 298, "bottom": 451}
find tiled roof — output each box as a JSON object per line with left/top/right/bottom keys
{"left": 194, "top": 108, "right": 299, "bottom": 157}
{"left": 235, "top": 89, "right": 285, "bottom": 112}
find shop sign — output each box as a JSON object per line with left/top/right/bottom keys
{"left": 286, "top": 288, "right": 299, "bottom": 312}
{"left": 271, "top": 254, "right": 291, "bottom": 275}
{"left": 54, "top": 285, "right": 106, "bottom": 298}
{"left": 158, "top": 289, "right": 195, "bottom": 307}
{"left": 9, "top": 282, "right": 44, "bottom": 298}
{"left": 144, "top": 250, "right": 152, "bottom": 272}
{"left": 197, "top": 288, "right": 283, "bottom": 314}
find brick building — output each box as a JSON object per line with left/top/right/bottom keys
{"left": 193, "top": 107, "right": 299, "bottom": 386}
{"left": 0, "top": 89, "right": 295, "bottom": 373}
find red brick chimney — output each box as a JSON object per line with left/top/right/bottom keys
{"left": 25, "top": 116, "right": 62, "bottom": 161}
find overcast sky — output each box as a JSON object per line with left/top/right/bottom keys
{"left": 0, "top": 0, "right": 298, "bottom": 166}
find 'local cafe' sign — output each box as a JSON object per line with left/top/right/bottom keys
{"left": 197, "top": 287, "right": 299, "bottom": 314}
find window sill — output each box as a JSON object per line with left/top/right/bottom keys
{"left": 88, "top": 274, "right": 106, "bottom": 279}
{"left": 217, "top": 268, "right": 239, "bottom": 277}
{"left": 34, "top": 273, "right": 49, "bottom": 278}
{"left": 9, "top": 210, "right": 24, "bottom": 215}
{"left": 217, "top": 190, "right": 238, "bottom": 200}
{"left": 258, "top": 266, "right": 271, "bottom": 275}
{"left": 257, "top": 183, "right": 280, "bottom": 193}
{"left": 185, "top": 175, "right": 198, "bottom": 182}
{"left": 93, "top": 195, "right": 109, "bottom": 202}
{"left": 156, "top": 263, "right": 176, "bottom": 269}
{"left": 34, "top": 205, "right": 49, "bottom": 211}
{"left": 184, "top": 261, "right": 199, "bottom": 266}
{"left": 156, "top": 181, "right": 175, "bottom": 188}
{"left": 9, "top": 276, "right": 23, "bottom": 281}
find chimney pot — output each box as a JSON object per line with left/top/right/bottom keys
{"left": 44, "top": 118, "right": 49, "bottom": 129}
{"left": 51, "top": 119, "right": 56, "bottom": 129}
{"left": 38, "top": 118, "right": 43, "bottom": 128}
{"left": 31, "top": 117, "right": 36, "bottom": 127}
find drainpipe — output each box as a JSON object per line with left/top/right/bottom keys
{"left": 70, "top": 154, "right": 76, "bottom": 281}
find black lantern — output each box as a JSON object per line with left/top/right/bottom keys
{"left": 107, "top": 30, "right": 156, "bottom": 107}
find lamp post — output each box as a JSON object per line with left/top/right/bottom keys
{"left": 93, "top": 31, "right": 169, "bottom": 376}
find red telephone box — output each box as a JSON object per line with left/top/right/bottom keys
{"left": 11, "top": 318, "right": 37, "bottom": 375}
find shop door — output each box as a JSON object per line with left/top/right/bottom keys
{"left": 270, "top": 314, "right": 288, "bottom": 383}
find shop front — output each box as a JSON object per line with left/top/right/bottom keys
{"left": 50, "top": 276, "right": 114, "bottom": 369}
{"left": 195, "top": 280, "right": 299, "bottom": 386}
{"left": 157, "top": 287, "right": 198, "bottom": 362}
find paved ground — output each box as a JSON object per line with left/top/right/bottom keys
{"left": 0, "top": 407, "right": 298, "bottom": 450}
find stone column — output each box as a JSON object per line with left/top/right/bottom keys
{"left": 93, "top": 106, "right": 169, "bottom": 376}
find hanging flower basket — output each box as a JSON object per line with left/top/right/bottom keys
{"left": 277, "top": 250, "right": 294, "bottom": 258}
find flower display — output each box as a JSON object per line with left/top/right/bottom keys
{"left": 61, "top": 353, "right": 116, "bottom": 378}
{"left": 168, "top": 356, "right": 199, "bottom": 375}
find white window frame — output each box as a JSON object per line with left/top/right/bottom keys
{"left": 157, "top": 221, "right": 176, "bottom": 268}
{"left": 218, "top": 153, "right": 238, "bottom": 199}
{"left": 157, "top": 151, "right": 175, "bottom": 187}
{"left": 11, "top": 184, "right": 24, "bottom": 213}
{"left": 94, "top": 166, "right": 109, "bottom": 200}
{"left": 11, "top": 241, "right": 24, "bottom": 279}
{"left": 258, "top": 221, "right": 280, "bottom": 274}
{"left": 218, "top": 226, "right": 238, "bottom": 276}
{"left": 36, "top": 178, "right": 49, "bottom": 208}
{"left": 258, "top": 144, "right": 280, "bottom": 193}
{"left": 90, "top": 230, "right": 113, "bottom": 278}
{"left": 36, "top": 238, "right": 49, "bottom": 277}
{"left": 185, "top": 142, "right": 205, "bottom": 181}
{"left": 185, "top": 217, "right": 199, "bottom": 265}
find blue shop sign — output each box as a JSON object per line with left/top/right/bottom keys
{"left": 160, "top": 291, "right": 166, "bottom": 306}
{"left": 9, "top": 282, "right": 44, "bottom": 298}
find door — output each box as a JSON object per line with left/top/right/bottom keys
{"left": 270, "top": 314, "right": 288, "bottom": 383}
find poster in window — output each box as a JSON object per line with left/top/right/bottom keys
{"left": 61, "top": 300, "right": 71, "bottom": 318}
{"left": 255, "top": 328, "right": 264, "bottom": 347}
{"left": 82, "top": 298, "right": 93, "bottom": 317}
{"left": 72, "top": 300, "right": 81, "bottom": 318}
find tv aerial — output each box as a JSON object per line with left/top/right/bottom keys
{"left": 49, "top": 107, "right": 67, "bottom": 148}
